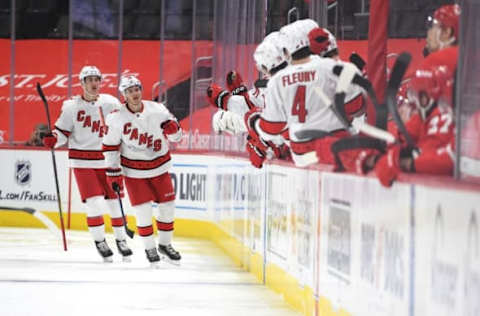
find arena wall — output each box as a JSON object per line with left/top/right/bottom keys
{"left": 1, "top": 147, "right": 479, "bottom": 316}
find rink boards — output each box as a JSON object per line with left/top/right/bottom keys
{"left": 0, "top": 148, "right": 479, "bottom": 316}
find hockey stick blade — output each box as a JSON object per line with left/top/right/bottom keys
{"left": 112, "top": 183, "right": 135, "bottom": 239}
{"left": 385, "top": 52, "right": 416, "bottom": 149}
{"left": 349, "top": 52, "right": 366, "bottom": 71}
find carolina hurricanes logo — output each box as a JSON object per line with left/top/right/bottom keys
{"left": 76, "top": 110, "right": 107, "bottom": 137}
{"left": 122, "top": 122, "right": 162, "bottom": 151}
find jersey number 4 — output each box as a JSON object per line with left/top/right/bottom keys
{"left": 292, "top": 85, "right": 307, "bottom": 123}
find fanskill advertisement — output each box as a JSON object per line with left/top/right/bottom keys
{"left": 0, "top": 150, "right": 69, "bottom": 211}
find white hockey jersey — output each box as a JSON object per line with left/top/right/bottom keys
{"left": 259, "top": 56, "right": 363, "bottom": 143}
{"left": 53, "top": 93, "right": 121, "bottom": 168}
{"left": 102, "top": 100, "right": 182, "bottom": 179}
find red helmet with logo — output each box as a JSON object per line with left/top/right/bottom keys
{"left": 408, "top": 65, "right": 454, "bottom": 119}
{"left": 432, "top": 4, "right": 461, "bottom": 39}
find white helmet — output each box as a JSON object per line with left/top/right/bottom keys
{"left": 79, "top": 65, "right": 102, "bottom": 82}
{"left": 254, "top": 32, "right": 287, "bottom": 75}
{"left": 279, "top": 18, "right": 319, "bottom": 56}
{"left": 118, "top": 75, "right": 142, "bottom": 96}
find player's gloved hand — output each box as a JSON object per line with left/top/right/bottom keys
{"left": 226, "top": 71, "right": 248, "bottom": 96}
{"left": 42, "top": 133, "right": 57, "bottom": 148}
{"left": 212, "top": 110, "right": 247, "bottom": 135}
{"left": 206, "top": 83, "right": 230, "bottom": 110}
{"left": 375, "top": 145, "right": 401, "bottom": 187}
{"left": 277, "top": 144, "right": 291, "bottom": 161}
{"left": 161, "top": 120, "right": 180, "bottom": 136}
{"left": 246, "top": 138, "right": 266, "bottom": 168}
{"left": 334, "top": 146, "right": 381, "bottom": 174}
{"left": 308, "top": 27, "right": 330, "bottom": 56}
{"left": 244, "top": 107, "right": 279, "bottom": 158}
{"left": 106, "top": 168, "right": 124, "bottom": 198}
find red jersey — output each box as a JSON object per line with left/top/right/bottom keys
{"left": 405, "top": 106, "right": 455, "bottom": 174}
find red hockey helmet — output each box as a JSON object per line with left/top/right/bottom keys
{"left": 432, "top": 4, "right": 461, "bottom": 39}
{"left": 408, "top": 65, "right": 453, "bottom": 119}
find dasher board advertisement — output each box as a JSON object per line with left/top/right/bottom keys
{"left": 318, "top": 173, "right": 411, "bottom": 316}
{"left": 414, "top": 186, "right": 480, "bottom": 316}
{"left": 0, "top": 149, "right": 69, "bottom": 210}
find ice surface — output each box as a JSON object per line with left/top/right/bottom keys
{"left": 0, "top": 227, "right": 301, "bottom": 316}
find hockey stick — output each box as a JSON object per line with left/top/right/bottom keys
{"left": 0, "top": 206, "right": 62, "bottom": 239}
{"left": 332, "top": 65, "right": 388, "bottom": 129}
{"left": 324, "top": 63, "right": 396, "bottom": 143}
{"left": 349, "top": 52, "right": 366, "bottom": 72}
{"left": 385, "top": 52, "right": 417, "bottom": 150}
{"left": 97, "top": 107, "right": 135, "bottom": 239}
{"left": 112, "top": 183, "right": 135, "bottom": 239}
{"left": 296, "top": 86, "right": 396, "bottom": 144}
{"left": 36, "top": 82, "right": 68, "bottom": 251}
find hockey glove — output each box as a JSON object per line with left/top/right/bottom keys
{"left": 246, "top": 138, "right": 266, "bottom": 169}
{"left": 212, "top": 110, "right": 247, "bottom": 135}
{"left": 226, "top": 71, "right": 248, "bottom": 96}
{"left": 42, "top": 133, "right": 57, "bottom": 148}
{"left": 336, "top": 147, "right": 381, "bottom": 174}
{"left": 375, "top": 145, "right": 401, "bottom": 187}
{"left": 161, "top": 120, "right": 180, "bottom": 136}
{"left": 206, "top": 83, "right": 230, "bottom": 110}
{"left": 106, "top": 168, "right": 124, "bottom": 198}
{"left": 308, "top": 27, "right": 330, "bottom": 56}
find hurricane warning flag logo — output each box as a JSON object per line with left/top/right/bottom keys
{"left": 15, "top": 160, "right": 31, "bottom": 186}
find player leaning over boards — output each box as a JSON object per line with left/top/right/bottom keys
{"left": 248, "top": 19, "right": 365, "bottom": 168}
{"left": 102, "top": 75, "right": 182, "bottom": 266}
{"left": 42, "top": 66, "right": 133, "bottom": 262}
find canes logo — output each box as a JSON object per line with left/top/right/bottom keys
{"left": 15, "top": 160, "right": 32, "bottom": 186}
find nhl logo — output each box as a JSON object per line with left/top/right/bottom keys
{"left": 15, "top": 160, "right": 31, "bottom": 186}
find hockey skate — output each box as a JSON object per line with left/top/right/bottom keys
{"left": 158, "top": 244, "right": 181, "bottom": 265}
{"left": 95, "top": 240, "right": 113, "bottom": 263}
{"left": 116, "top": 240, "right": 133, "bottom": 262}
{"left": 145, "top": 248, "right": 161, "bottom": 268}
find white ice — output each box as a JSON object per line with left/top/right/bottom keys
{"left": 0, "top": 227, "right": 301, "bottom": 316}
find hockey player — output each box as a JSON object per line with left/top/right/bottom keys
{"left": 206, "top": 33, "right": 287, "bottom": 135}
{"left": 249, "top": 19, "right": 364, "bottom": 167}
{"left": 42, "top": 65, "right": 132, "bottom": 262}
{"left": 375, "top": 65, "right": 455, "bottom": 187}
{"left": 373, "top": 4, "right": 460, "bottom": 187}
{"left": 102, "top": 75, "right": 182, "bottom": 265}
{"left": 242, "top": 31, "right": 292, "bottom": 168}
{"left": 423, "top": 4, "right": 460, "bottom": 60}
